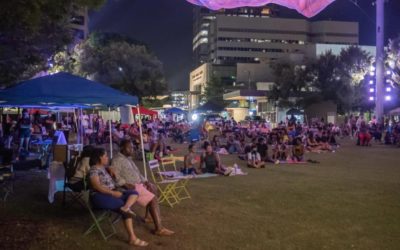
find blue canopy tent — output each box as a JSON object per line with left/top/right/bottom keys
{"left": 0, "top": 72, "right": 147, "bottom": 176}
{"left": 0, "top": 72, "right": 138, "bottom": 107}
{"left": 165, "top": 107, "right": 187, "bottom": 114}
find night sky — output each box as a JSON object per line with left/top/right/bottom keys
{"left": 89, "top": 0, "right": 400, "bottom": 90}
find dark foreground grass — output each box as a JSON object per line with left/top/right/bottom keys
{"left": 1, "top": 139, "right": 400, "bottom": 250}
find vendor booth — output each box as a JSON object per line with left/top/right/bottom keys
{"left": 0, "top": 72, "right": 148, "bottom": 202}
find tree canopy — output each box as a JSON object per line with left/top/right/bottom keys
{"left": 388, "top": 36, "right": 400, "bottom": 87}
{"left": 55, "top": 32, "right": 167, "bottom": 99}
{"left": 271, "top": 46, "right": 373, "bottom": 114}
{"left": 0, "top": 0, "right": 105, "bottom": 87}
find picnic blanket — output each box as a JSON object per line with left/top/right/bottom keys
{"left": 159, "top": 168, "right": 248, "bottom": 178}
{"left": 276, "top": 160, "right": 308, "bottom": 165}
{"left": 195, "top": 173, "right": 219, "bottom": 178}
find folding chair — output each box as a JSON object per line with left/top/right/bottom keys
{"left": 82, "top": 191, "right": 120, "bottom": 241}
{"left": 62, "top": 153, "right": 87, "bottom": 207}
{"left": 160, "top": 155, "right": 178, "bottom": 172}
{"left": 148, "top": 160, "right": 180, "bottom": 207}
{"left": 160, "top": 156, "right": 191, "bottom": 201}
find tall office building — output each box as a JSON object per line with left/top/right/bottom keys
{"left": 190, "top": 6, "right": 360, "bottom": 110}
{"left": 69, "top": 6, "right": 89, "bottom": 42}
{"left": 193, "top": 6, "right": 279, "bottom": 67}
{"left": 193, "top": 7, "right": 358, "bottom": 67}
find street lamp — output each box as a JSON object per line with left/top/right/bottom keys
{"left": 375, "top": 0, "right": 385, "bottom": 121}
{"left": 243, "top": 70, "right": 252, "bottom": 90}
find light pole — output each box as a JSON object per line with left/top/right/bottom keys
{"left": 247, "top": 70, "right": 251, "bottom": 90}
{"left": 375, "top": 0, "right": 385, "bottom": 122}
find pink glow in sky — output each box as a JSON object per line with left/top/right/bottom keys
{"left": 186, "top": 0, "right": 336, "bottom": 18}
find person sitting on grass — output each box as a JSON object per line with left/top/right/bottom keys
{"left": 247, "top": 144, "right": 265, "bottom": 168}
{"left": 273, "top": 139, "right": 288, "bottom": 162}
{"left": 358, "top": 121, "right": 372, "bottom": 146}
{"left": 211, "top": 135, "right": 221, "bottom": 152}
{"left": 306, "top": 133, "right": 321, "bottom": 152}
{"left": 256, "top": 137, "right": 273, "bottom": 163}
{"left": 111, "top": 139, "right": 175, "bottom": 237}
{"left": 291, "top": 137, "right": 305, "bottom": 162}
{"left": 199, "top": 145, "right": 225, "bottom": 175}
{"left": 318, "top": 131, "right": 333, "bottom": 152}
{"left": 183, "top": 144, "right": 198, "bottom": 175}
{"left": 89, "top": 147, "right": 148, "bottom": 247}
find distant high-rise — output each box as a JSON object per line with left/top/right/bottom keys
{"left": 193, "top": 6, "right": 279, "bottom": 67}
{"left": 192, "top": 6, "right": 359, "bottom": 67}
{"left": 69, "top": 6, "right": 89, "bottom": 42}
{"left": 190, "top": 5, "right": 360, "bottom": 110}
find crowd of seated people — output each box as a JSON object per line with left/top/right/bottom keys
{"left": 383, "top": 119, "right": 400, "bottom": 146}
{"left": 192, "top": 116, "right": 340, "bottom": 166}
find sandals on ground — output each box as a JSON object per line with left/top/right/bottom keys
{"left": 154, "top": 228, "right": 175, "bottom": 236}
{"left": 129, "top": 238, "right": 149, "bottom": 247}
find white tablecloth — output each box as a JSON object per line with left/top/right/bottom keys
{"left": 48, "top": 161, "right": 65, "bottom": 203}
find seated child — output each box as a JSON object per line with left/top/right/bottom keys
{"left": 291, "top": 138, "right": 305, "bottom": 162}
{"left": 247, "top": 144, "right": 265, "bottom": 168}
{"left": 183, "top": 144, "right": 198, "bottom": 175}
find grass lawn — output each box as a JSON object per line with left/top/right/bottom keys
{"left": 1, "top": 138, "right": 400, "bottom": 250}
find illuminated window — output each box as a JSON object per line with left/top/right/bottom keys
{"left": 261, "top": 8, "right": 271, "bottom": 15}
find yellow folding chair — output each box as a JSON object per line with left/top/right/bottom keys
{"left": 148, "top": 160, "right": 180, "bottom": 207}
{"left": 160, "top": 155, "right": 178, "bottom": 172}
{"left": 160, "top": 156, "right": 191, "bottom": 201}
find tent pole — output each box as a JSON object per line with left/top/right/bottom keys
{"left": 75, "top": 109, "right": 80, "bottom": 144}
{"left": 137, "top": 105, "right": 147, "bottom": 180}
{"left": 80, "top": 108, "right": 84, "bottom": 145}
{"left": 108, "top": 107, "right": 113, "bottom": 159}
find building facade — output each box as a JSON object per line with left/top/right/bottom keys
{"left": 194, "top": 13, "right": 359, "bottom": 66}
{"left": 190, "top": 6, "right": 374, "bottom": 119}
{"left": 171, "top": 91, "right": 190, "bottom": 110}
{"left": 193, "top": 6, "right": 279, "bottom": 68}
{"left": 69, "top": 7, "right": 89, "bottom": 43}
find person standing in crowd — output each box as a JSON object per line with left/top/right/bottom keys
{"left": 3, "top": 115, "right": 15, "bottom": 149}
{"left": 18, "top": 109, "right": 32, "bottom": 151}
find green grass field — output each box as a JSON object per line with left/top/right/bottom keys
{"left": 1, "top": 139, "right": 400, "bottom": 250}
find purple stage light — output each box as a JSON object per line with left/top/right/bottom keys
{"left": 369, "top": 96, "right": 374, "bottom": 101}
{"left": 369, "top": 88, "right": 375, "bottom": 93}
{"left": 386, "top": 87, "right": 391, "bottom": 92}
{"left": 385, "top": 96, "right": 391, "bottom": 101}
{"left": 186, "top": 0, "right": 336, "bottom": 17}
